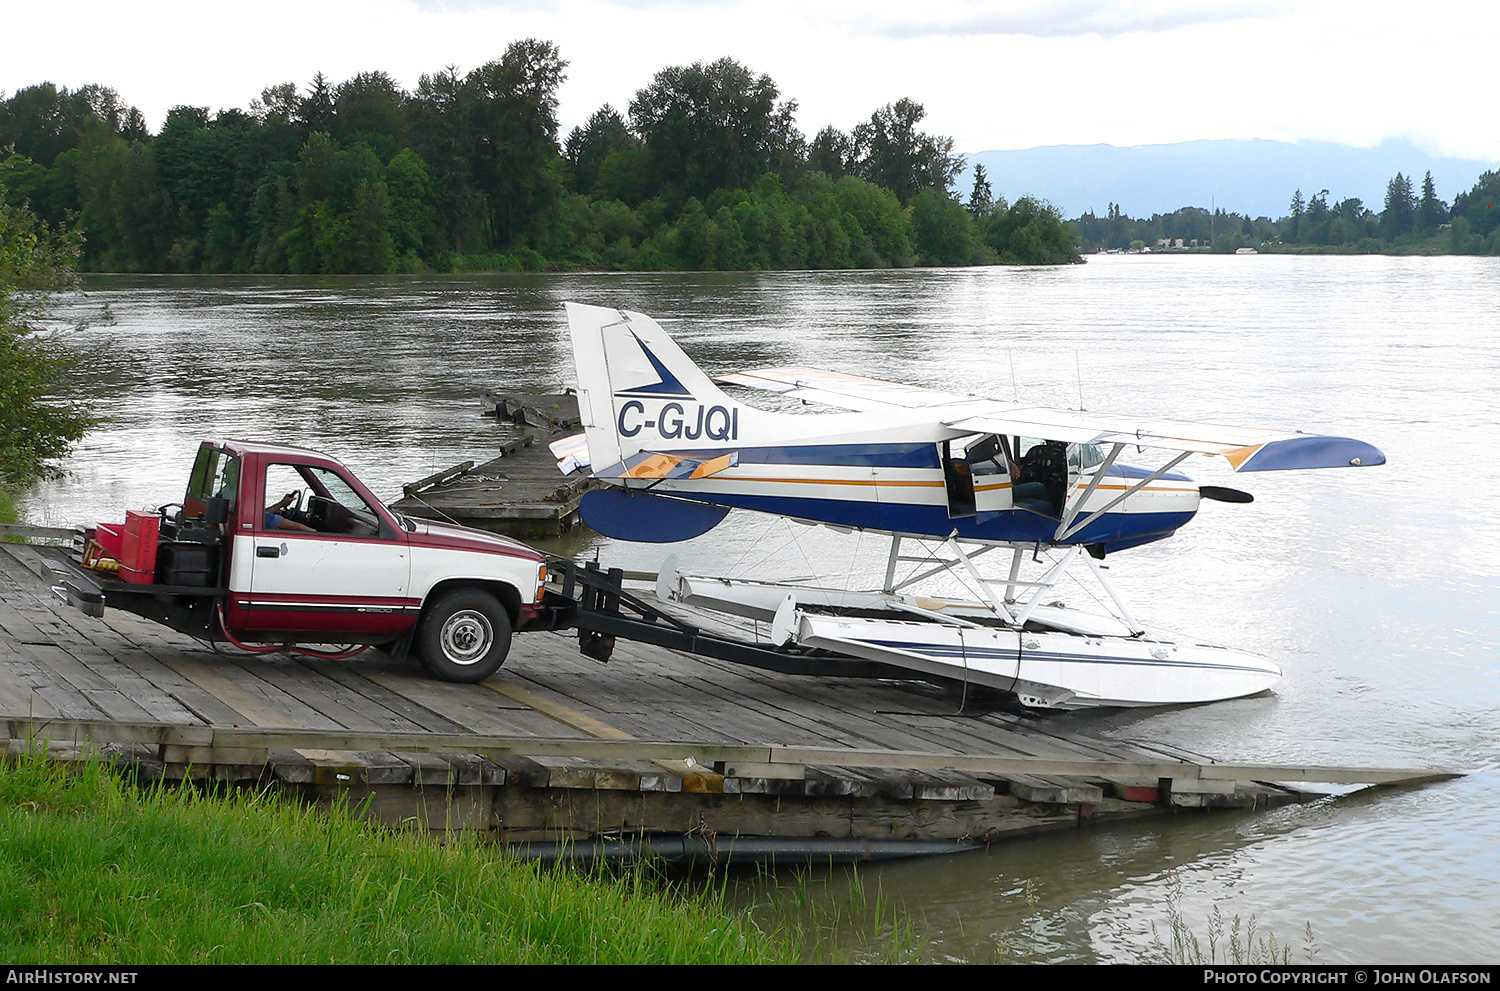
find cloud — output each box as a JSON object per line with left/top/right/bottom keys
{"left": 846, "top": 0, "right": 1282, "bottom": 40}
{"left": 399, "top": 0, "right": 734, "bottom": 11}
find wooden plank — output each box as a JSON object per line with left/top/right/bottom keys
{"left": 0, "top": 717, "right": 1453, "bottom": 786}
{"left": 361, "top": 669, "right": 592, "bottom": 738}
{"left": 352, "top": 751, "right": 417, "bottom": 786}
{"left": 298, "top": 658, "right": 475, "bottom": 734}
{"left": 97, "top": 621, "right": 332, "bottom": 731}
{"left": 228, "top": 654, "right": 430, "bottom": 734}
{"left": 0, "top": 524, "right": 79, "bottom": 541}
{"left": 484, "top": 674, "right": 722, "bottom": 789}
{"left": 481, "top": 677, "right": 636, "bottom": 739}
{"left": 394, "top": 751, "right": 456, "bottom": 786}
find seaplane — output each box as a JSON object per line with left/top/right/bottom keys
{"left": 549, "top": 302, "right": 1385, "bottom": 710}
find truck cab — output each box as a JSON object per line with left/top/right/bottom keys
{"left": 66, "top": 440, "right": 560, "bottom": 682}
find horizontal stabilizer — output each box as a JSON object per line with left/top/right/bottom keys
{"left": 549, "top": 432, "right": 590, "bottom": 474}
{"left": 594, "top": 449, "right": 740, "bottom": 481}
{"left": 579, "top": 488, "right": 729, "bottom": 542}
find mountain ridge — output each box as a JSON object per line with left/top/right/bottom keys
{"left": 957, "top": 139, "right": 1497, "bottom": 219}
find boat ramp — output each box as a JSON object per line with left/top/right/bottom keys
{"left": 0, "top": 540, "right": 1455, "bottom": 862}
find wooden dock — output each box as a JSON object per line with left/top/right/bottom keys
{"left": 0, "top": 544, "right": 1455, "bottom": 862}
{"left": 390, "top": 394, "right": 593, "bottom": 538}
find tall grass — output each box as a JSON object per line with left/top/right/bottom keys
{"left": 0, "top": 753, "right": 799, "bottom": 964}
{"left": 1147, "top": 873, "right": 1318, "bottom": 965}
{"left": 720, "top": 860, "right": 922, "bottom": 964}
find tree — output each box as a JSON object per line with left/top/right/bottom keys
{"left": 465, "top": 39, "right": 569, "bottom": 249}
{"left": 806, "top": 126, "right": 853, "bottom": 179}
{"left": 1416, "top": 171, "right": 1446, "bottom": 235}
{"left": 564, "top": 104, "right": 636, "bottom": 195}
{"left": 296, "top": 73, "right": 336, "bottom": 138}
{"left": 1382, "top": 172, "right": 1416, "bottom": 239}
{"left": 911, "top": 188, "right": 972, "bottom": 265}
{"left": 0, "top": 202, "right": 96, "bottom": 485}
{"left": 979, "top": 196, "right": 1080, "bottom": 265}
{"left": 1288, "top": 188, "right": 1304, "bottom": 242}
{"left": 850, "top": 98, "right": 962, "bottom": 204}
{"left": 250, "top": 83, "right": 299, "bottom": 124}
{"left": 967, "top": 163, "right": 992, "bottom": 218}
{"left": 629, "top": 58, "right": 801, "bottom": 202}
{"left": 410, "top": 65, "right": 483, "bottom": 253}
{"left": 333, "top": 71, "right": 408, "bottom": 156}
{"left": 832, "top": 175, "right": 913, "bottom": 266}
{"left": 1452, "top": 170, "right": 1500, "bottom": 238}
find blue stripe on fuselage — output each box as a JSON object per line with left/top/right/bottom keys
{"left": 734, "top": 443, "right": 942, "bottom": 468}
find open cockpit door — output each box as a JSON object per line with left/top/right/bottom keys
{"left": 940, "top": 440, "right": 977, "bottom": 518}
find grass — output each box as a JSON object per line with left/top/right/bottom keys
{"left": 727, "top": 860, "right": 919, "bottom": 964}
{"left": 1147, "top": 873, "right": 1318, "bottom": 965}
{"left": 0, "top": 752, "right": 802, "bottom": 964}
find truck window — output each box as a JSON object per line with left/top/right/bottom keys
{"left": 266, "top": 462, "right": 382, "bottom": 536}
{"left": 185, "top": 449, "right": 240, "bottom": 513}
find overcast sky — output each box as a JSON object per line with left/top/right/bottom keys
{"left": 6, "top": 0, "right": 1497, "bottom": 160}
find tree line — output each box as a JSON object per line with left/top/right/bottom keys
{"left": 0, "top": 46, "right": 1080, "bottom": 275}
{"left": 1070, "top": 169, "right": 1500, "bottom": 254}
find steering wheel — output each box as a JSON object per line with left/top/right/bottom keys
{"left": 278, "top": 489, "right": 314, "bottom": 526}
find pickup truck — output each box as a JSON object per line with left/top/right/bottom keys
{"left": 58, "top": 440, "right": 568, "bottom": 682}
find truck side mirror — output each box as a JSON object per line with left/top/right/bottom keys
{"left": 203, "top": 497, "right": 229, "bottom": 525}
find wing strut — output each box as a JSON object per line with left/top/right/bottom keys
{"left": 1054, "top": 443, "right": 1125, "bottom": 542}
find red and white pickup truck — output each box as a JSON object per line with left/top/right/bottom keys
{"left": 58, "top": 440, "right": 568, "bottom": 682}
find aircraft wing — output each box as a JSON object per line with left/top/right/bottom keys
{"left": 946, "top": 411, "right": 1383, "bottom": 471}
{"left": 722, "top": 366, "right": 1384, "bottom": 473}
{"left": 716, "top": 367, "right": 971, "bottom": 412}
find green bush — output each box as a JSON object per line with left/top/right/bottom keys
{"left": 0, "top": 202, "right": 97, "bottom": 486}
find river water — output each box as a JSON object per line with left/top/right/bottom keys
{"left": 23, "top": 256, "right": 1500, "bottom": 963}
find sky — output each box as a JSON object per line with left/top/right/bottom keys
{"left": 5, "top": 0, "right": 1498, "bottom": 160}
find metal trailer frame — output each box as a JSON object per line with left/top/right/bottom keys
{"left": 547, "top": 559, "right": 922, "bottom": 682}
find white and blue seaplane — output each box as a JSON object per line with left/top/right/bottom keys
{"left": 550, "top": 302, "right": 1384, "bottom": 710}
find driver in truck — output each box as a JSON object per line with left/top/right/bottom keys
{"left": 264, "top": 491, "right": 316, "bottom": 532}
{"left": 215, "top": 458, "right": 315, "bottom": 532}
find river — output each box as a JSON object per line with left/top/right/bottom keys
{"left": 23, "top": 255, "right": 1500, "bottom": 963}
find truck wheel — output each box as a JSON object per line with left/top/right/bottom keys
{"left": 416, "top": 589, "right": 512, "bottom": 683}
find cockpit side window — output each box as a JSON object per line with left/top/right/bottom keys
{"left": 962, "top": 434, "right": 1009, "bottom": 476}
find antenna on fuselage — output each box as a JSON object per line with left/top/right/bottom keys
{"left": 1075, "top": 350, "right": 1086, "bottom": 411}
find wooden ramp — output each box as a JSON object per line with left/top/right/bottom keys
{"left": 390, "top": 395, "right": 592, "bottom": 538}
{"left": 0, "top": 544, "right": 1456, "bottom": 862}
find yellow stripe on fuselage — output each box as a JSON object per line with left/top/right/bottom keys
{"left": 681, "top": 475, "right": 1194, "bottom": 494}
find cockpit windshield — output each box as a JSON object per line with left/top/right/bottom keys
{"left": 1069, "top": 443, "right": 1108, "bottom": 471}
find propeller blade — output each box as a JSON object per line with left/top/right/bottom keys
{"left": 1199, "top": 485, "right": 1254, "bottom": 504}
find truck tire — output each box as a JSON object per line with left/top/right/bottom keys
{"left": 416, "top": 588, "right": 512, "bottom": 683}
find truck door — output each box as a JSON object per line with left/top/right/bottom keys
{"left": 236, "top": 461, "right": 415, "bottom": 638}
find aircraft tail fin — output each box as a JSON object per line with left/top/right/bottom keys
{"left": 566, "top": 302, "right": 747, "bottom": 467}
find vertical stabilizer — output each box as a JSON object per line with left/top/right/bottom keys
{"left": 565, "top": 302, "right": 747, "bottom": 468}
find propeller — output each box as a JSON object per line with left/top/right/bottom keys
{"left": 1198, "top": 485, "right": 1254, "bottom": 504}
